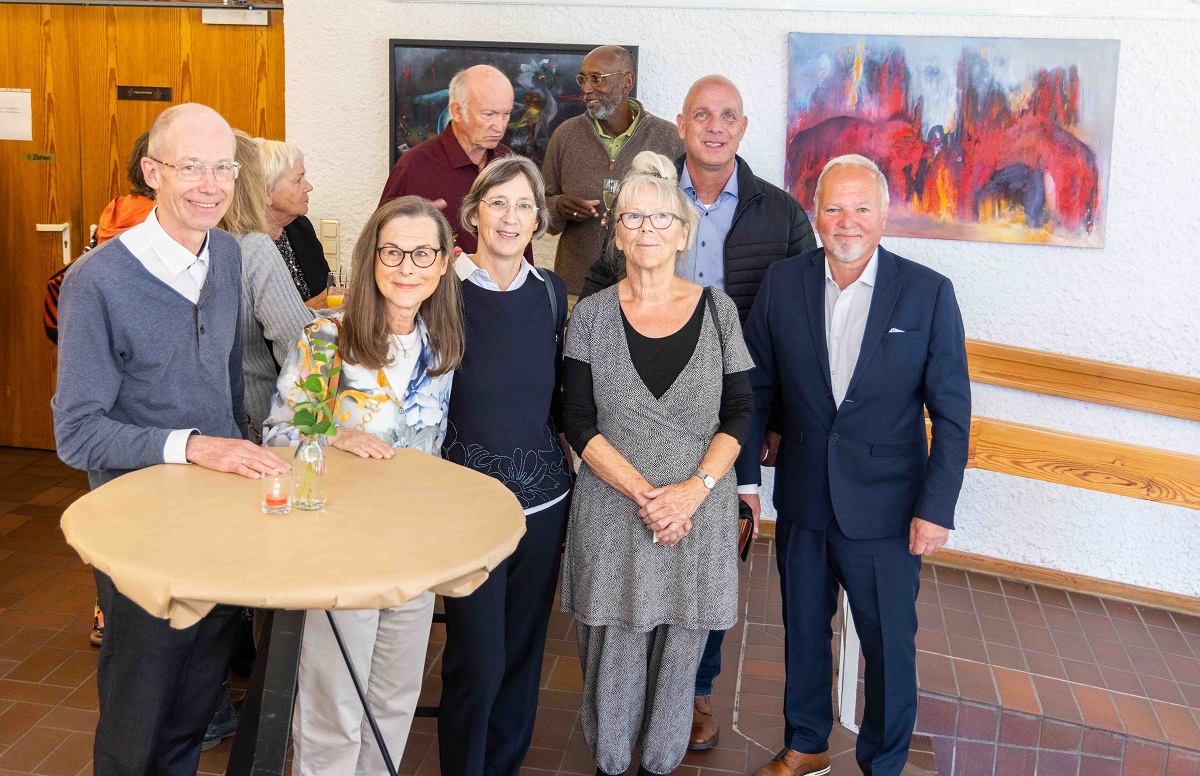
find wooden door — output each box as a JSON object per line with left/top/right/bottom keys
{"left": 0, "top": 6, "right": 85, "bottom": 449}
{"left": 0, "top": 5, "right": 284, "bottom": 450}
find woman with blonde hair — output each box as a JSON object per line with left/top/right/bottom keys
{"left": 219, "top": 129, "right": 315, "bottom": 440}
{"left": 560, "top": 151, "right": 754, "bottom": 775}
{"left": 263, "top": 196, "right": 464, "bottom": 775}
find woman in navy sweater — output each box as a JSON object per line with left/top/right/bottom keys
{"left": 439, "top": 156, "right": 572, "bottom": 775}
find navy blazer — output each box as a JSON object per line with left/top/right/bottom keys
{"left": 734, "top": 247, "right": 971, "bottom": 540}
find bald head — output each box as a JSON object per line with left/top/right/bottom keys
{"left": 147, "top": 103, "right": 233, "bottom": 160}
{"left": 677, "top": 75, "right": 748, "bottom": 178}
{"left": 448, "top": 65, "right": 513, "bottom": 108}
{"left": 448, "top": 65, "right": 515, "bottom": 160}
{"left": 682, "top": 75, "right": 743, "bottom": 117}
{"left": 586, "top": 45, "right": 636, "bottom": 75}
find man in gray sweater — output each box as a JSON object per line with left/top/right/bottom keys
{"left": 542, "top": 45, "right": 685, "bottom": 294}
{"left": 53, "top": 103, "right": 289, "bottom": 776}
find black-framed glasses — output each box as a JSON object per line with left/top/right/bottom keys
{"left": 483, "top": 198, "right": 539, "bottom": 218}
{"left": 376, "top": 245, "right": 441, "bottom": 268}
{"left": 617, "top": 211, "right": 682, "bottom": 230}
{"left": 575, "top": 71, "right": 628, "bottom": 87}
{"left": 148, "top": 156, "right": 240, "bottom": 182}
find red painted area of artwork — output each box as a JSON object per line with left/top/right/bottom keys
{"left": 787, "top": 47, "right": 1101, "bottom": 241}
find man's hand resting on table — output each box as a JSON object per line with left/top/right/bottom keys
{"left": 185, "top": 435, "right": 290, "bottom": 479}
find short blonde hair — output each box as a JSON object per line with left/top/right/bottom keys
{"left": 460, "top": 155, "right": 549, "bottom": 241}
{"left": 255, "top": 138, "right": 306, "bottom": 194}
{"left": 613, "top": 151, "right": 699, "bottom": 256}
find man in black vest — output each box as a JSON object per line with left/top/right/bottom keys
{"left": 580, "top": 75, "right": 816, "bottom": 750}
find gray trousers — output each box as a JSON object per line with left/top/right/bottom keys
{"left": 577, "top": 621, "right": 708, "bottom": 774}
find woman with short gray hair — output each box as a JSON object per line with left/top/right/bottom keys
{"left": 255, "top": 138, "right": 328, "bottom": 301}
{"left": 561, "top": 150, "right": 753, "bottom": 775}
{"left": 438, "top": 154, "right": 573, "bottom": 775}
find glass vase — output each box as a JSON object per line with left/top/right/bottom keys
{"left": 293, "top": 435, "right": 327, "bottom": 510}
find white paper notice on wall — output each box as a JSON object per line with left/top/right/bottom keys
{"left": 0, "top": 89, "right": 33, "bottom": 141}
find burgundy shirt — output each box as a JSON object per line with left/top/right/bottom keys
{"left": 379, "top": 124, "right": 532, "bottom": 261}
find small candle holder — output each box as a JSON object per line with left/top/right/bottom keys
{"left": 261, "top": 470, "right": 292, "bottom": 514}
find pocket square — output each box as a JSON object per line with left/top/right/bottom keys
{"left": 887, "top": 327, "right": 907, "bottom": 333}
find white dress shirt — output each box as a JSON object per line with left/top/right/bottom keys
{"left": 119, "top": 208, "right": 212, "bottom": 464}
{"left": 825, "top": 249, "right": 879, "bottom": 407}
{"left": 453, "top": 253, "right": 567, "bottom": 516}
{"left": 454, "top": 252, "right": 543, "bottom": 290}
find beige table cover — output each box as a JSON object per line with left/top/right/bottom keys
{"left": 61, "top": 448, "right": 526, "bottom": 628}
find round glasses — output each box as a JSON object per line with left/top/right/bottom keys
{"left": 617, "top": 211, "right": 682, "bottom": 230}
{"left": 376, "top": 245, "right": 441, "bottom": 268}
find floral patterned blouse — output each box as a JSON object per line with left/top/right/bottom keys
{"left": 262, "top": 311, "right": 453, "bottom": 455}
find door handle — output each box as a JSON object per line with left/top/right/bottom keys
{"left": 36, "top": 222, "right": 72, "bottom": 265}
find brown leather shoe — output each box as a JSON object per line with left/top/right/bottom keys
{"left": 751, "top": 748, "right": 831, "bottom": 776}
{"left": 688, "top": 695, "right": 719, "bottom": 750}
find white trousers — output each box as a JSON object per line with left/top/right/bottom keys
{"left": 291, "top": 592, "right": 435, "bottom": 776}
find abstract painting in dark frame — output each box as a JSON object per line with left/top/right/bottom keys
{"left": 389, "top": 40, "right": 639, "bottom": 168}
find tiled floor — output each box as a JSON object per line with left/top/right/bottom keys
{"left": 0, "top": 445, "right": 1197, "bottom": 775}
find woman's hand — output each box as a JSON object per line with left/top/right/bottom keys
{"left": 639, "top": 478, "right": 708, "bottom": 545}
{"left": 330, "top": 428, "right": 393, "bottom": 459}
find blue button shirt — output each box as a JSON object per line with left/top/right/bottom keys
{"left": 678, "top": 162, "right": 739, "bottom": 290}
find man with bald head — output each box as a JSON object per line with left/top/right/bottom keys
{"left": 542, "top": 45, "right": 683, "bottom": 293}
{"left": 53, "top": 102, "right": 288, "bottom": 775}
{"left": 380, "top": 64, "right": 530, "bottom": 259}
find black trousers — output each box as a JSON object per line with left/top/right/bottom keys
{"left": 776, "top": 518, "right": 922, "bottom": 776}
{"left": 92, "top": 570, "right": 241, "bottom": 776}
{"left": 438, "top": 496, "right": 569, "bottom": 776}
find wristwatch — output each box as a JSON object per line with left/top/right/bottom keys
{"left": 694, "top": 470, "right": 716, "bottom": 490}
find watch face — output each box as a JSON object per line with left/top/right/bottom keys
{"left": 703, "top": 474, "right": 716, "bottom": 489}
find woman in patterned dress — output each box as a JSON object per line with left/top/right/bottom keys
{"left": 262, "top": 196, "right": 465, "bottom": 775}
{"left": 560, "top": 151, "right": 755, "bottom": 775}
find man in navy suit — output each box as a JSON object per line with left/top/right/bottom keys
{"left": 739, "top": 155, "right": 970, "bottom": 776}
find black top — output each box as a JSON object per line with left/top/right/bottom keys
{"left": 562, "top": 293, "right": 753, "bottom": 457}
{"left": 281, "top": 216, "right": 330, "bottom": 302}
{"left": 441, "top": 271, "right": 572, "bottom": 510}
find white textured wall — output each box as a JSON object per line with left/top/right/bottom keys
{"left": 286, "top": 1, "right": 1200, "bottom": 596}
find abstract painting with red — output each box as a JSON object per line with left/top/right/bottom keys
{"left": 786, "top": 34, "right": 1119, "bottom": 248}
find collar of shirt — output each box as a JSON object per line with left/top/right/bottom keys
{"left": 593, "top": 98, "right": 642, "bottom": 141}
{"left": 824, "top": 246, "right": 879, "bottom": 291}
{"left": 121, "top": 207, "right": 210, "bottom": 276}
{"left": 455, "top": 252, "right": 542, "bottom": 292}
{"left": 439, "top": 123, "right": 501, "bottom": 171}
{"left": 681, "top": 160, "right": 740, "bottom": 209}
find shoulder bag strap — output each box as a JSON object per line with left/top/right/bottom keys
{"left": 542, "top": 270, "right": 559, "bottom": 343}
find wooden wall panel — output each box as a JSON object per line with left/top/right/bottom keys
{"left": 0, "top": 6, "right": 84, "bottom": 449}
{"left": 0, "top": 4, "right": 284, "bottom": 450}
{"left": 967, "top": 416, "right": 1200, "bottom": 511}
{"left": 967, "top": 339, "right": 1200, "bottom": 423}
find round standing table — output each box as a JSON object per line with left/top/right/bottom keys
{"left": 61, "top": 447, "right": 526, "bottom": 776}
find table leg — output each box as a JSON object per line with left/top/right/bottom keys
{"left": 226, "top": 609, "right": 306, "bottom": 776}
{"left": 325, "top": 610, "right": 399, "bottom": 776}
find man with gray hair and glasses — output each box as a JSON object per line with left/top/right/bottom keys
{"left": 53, "top": 102, "right": 289, "bottom": 776}
{"left": 542, "top": 45, "right": 683, "bottom": 294}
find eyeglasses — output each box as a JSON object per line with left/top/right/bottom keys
{"left": 685, "top": 109, "right": 743, "bottom": 126}
{"left": 376, "top": 245, "right": 441, "bottom": 268}
{"left": 483, "top": 198, "right": 539, "bottom": 218}
{"left": 575, "top": 71, "right": 628, "bottom": 88}
{"left": 149, "top": 156, "right": 241, "bottom": 182}
{"left": 617, "top": 211, "right": 682, "bottom": 230}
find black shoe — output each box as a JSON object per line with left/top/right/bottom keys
{"left": 201, "top": 685, "right": 240, "bottom": 751}
{"left": 637, "top": 768, "right": 664, "bottom": 776}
